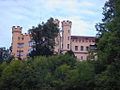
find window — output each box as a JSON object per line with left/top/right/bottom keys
{"left": 80, "top": 46, "right": 84, "bottom": 51}
{"left": 90, "top": 45, "right": 97, "bottom": 50}
{"left": 68, "top": 36, "right": 69, "bottom": 40}
{"left": 29, "top": 41, "right": 35, "bottom": 47}
{"left": 86, "top": 46, "right": 89, "bottom": 51}
{"left": 67, "top": 44, "right": 69, "bottom": 49}
{"left": 75, "top": 46, "right": 78, "bottom": 51}
{"left": 22, "top": 37, "right": 24, "bottom": 40}
{"left": 81, "top": 56, "right": 83, "bottom": 60}
{"left": 17, "top": 50, "right": 23, "bottom": 56}
{"left": 18, "top": 37, "right": 20, "bottom": 40}
{"left": 68, "top": 30, "right": 70, "bottom": 33}
{"left": 17, "top": 43, "right": 24, "bottom": 48}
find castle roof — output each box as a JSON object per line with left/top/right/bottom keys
{"left": 71, "top": 36, "right": 96, "bottom": 40}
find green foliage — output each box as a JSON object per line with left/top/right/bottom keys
{"left": 0, "top": 54, "right": 97, "bottom": 90}
{"left": 96, "top": 0, "right": 120, "bottom": 66}
{"left": 65, "top": 50, "right": 75, "bottom": 57}
{"left": 67, "top": 61, "right": 95, "bottom": 90}
{"left": 95, "top": 60, "right": 120, "bottom": 90}
{"left": 94, "top": 0, "right": 120, "bottom": 89}
{"left": 0, "top": 47, "right": 13, "bottom": 62}
{"left": 0, "top": 60, "right": 26, "bottom": 89}
{"left": 1, "top": 1, "right": 120, "bottom": 89}
{"left": 29, "top": 18, "right": 59, "bottom": 57}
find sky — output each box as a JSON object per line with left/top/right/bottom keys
{"left": 0, "top": 0, "right": 107, "bottom": 48}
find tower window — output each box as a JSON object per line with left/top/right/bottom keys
{"left": 22, "top": 37, "right": 24, "bottom": 40}
{"left": 18, "top": 37, "right": 20, "bottom": 40}
{"left": 86, "top": 46, "right": 89, "bottom": 51}
{"left": 68, "top": 30, "right": 70, "bottom": 33}
{"left": 68, "top": 36, "right": 70, "bottom": 40}
{"left": 17, "top": 43, "right": 24, "bottom": 48}
{"left": 17, "top": 50, "right": 23, "bottom": 56}
{"left": 67, "top": 44, "right": 70, "bottom": 49}
{"left": 80, "top": 46, "right": 84, "bottom": 51}
{"left": 75, "top": 46, "right": 78, "bottom": 51}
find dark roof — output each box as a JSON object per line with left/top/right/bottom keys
{"left": 71, "top": 36, "right": 96, "bottom": 40}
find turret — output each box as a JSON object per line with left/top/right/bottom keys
{"left": 62, "top": 20, "right": 72, "bottom": 27}
{"left": 11, "top": 26, "right": 22, "bottom": 59}
{"left": 12, "top": 26, "right": 22, "bottom": 33}
{"left": 62, "top": 20, "right": 72, "bottom": 53}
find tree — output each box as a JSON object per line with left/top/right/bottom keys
{"left": 94, "top": 0, "right": 120, "bottom": 89}
{"left": 0, "top": 47, "right": 13, "bottom": 63}
{"left": 95, "top": 0, "right": 120, "bottom": 71}
{"left": 29, "top": 18, "right": 59, "bottom": 57}
{"left": 95, "top": 61, "right": 120, "bottom": 90}
{"left": 65, "top": 50, "right": 75, "bottom": 58}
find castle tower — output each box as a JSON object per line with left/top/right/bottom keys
{"left": 62, "top": 20, "right": 72, "bottom": 53}
{"left": 53, "top": 19, "right": 61, "bottom": 54}
{"left": 12, "top": 26, "right": 23, "bottom": 59}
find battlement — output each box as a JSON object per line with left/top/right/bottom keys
{"left": 53, "top": 19, "right": 60, "bottom": 26}
{"left": 12, "top": 26, "right": 22, "bottom": 33}
{"left": 23, "top": 33, "right": 29, "bottom": 36}
{"left": 62, "top": 20, "right": 72, "bottom": 26}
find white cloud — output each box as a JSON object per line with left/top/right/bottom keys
{"left": 56, "top": 16, "right": 97, "bottom": 36}
{"left": 0, "top": 0, "right": 106, "bottom": 48}
{"left": 79, "top": 10, "right": 95, "bottom": 15}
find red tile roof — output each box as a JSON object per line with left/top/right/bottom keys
{"left": 71, "top": 36, "right": 96, "bottom": 40}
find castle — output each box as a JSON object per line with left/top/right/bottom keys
{"left": 11, "top": 19, "right": 96, "bottom": 60}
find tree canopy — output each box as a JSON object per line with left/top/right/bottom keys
{"left": 94, "top": 0, "right": 120, "bottom": 89}
{"left": 29, "top": 18, "right": 59, "bottom": 57}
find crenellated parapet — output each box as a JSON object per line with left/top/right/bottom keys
{"left": 12, "top": 26, "right": 22, "bottom": 33}
{"left": 61, "top": 20, "right": 72, "bottom": 27}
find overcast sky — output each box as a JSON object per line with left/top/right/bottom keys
{"left": 0, "top": 0, "right": 106, "bottom": 48}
